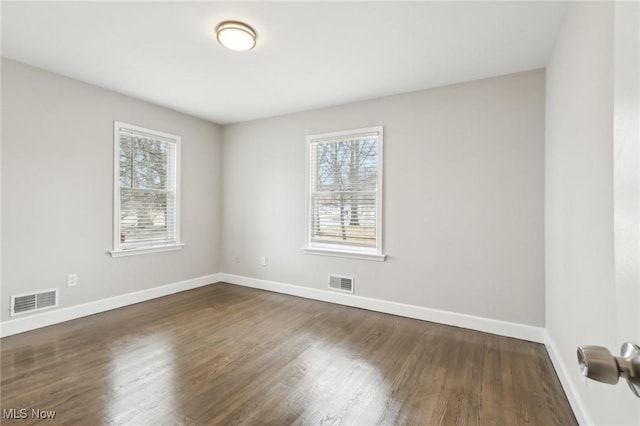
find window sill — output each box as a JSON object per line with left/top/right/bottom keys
{"left": 302, "top": 247, "right": 387, "bottom": 262}
{"left": 109, "top": 244, "right": 184, "bottom": 258}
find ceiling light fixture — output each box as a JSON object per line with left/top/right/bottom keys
{"left": 216, "top": 21, "right": 256, "bottom": 52}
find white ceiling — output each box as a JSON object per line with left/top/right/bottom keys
{"left": 1, "top": 1, "right": 567, "bottom": 125}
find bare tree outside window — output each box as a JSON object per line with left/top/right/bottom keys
{"left": 116, "top": 124, "right": 178, "bottom": 250}
{"left": 309, "top": 132, "right": 379, "bottom": 249}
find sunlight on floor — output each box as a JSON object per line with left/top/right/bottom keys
{"left": 297, "top": 338, "right": 394, "bottom": 424}
{"left": 107, "top": 333, "right": 176, "bottom": 423}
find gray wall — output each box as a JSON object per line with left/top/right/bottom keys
{"left": 1, "top": 60, "right": 545, "bottom": 328}
{"left": 222, "top": 69, "right": 545, "bottom": 326}
{"left": 1, "top": 58, "right": 223, "bottom": 322}
{"left": 546, "top": 2, "right": 639, "bottom": 424}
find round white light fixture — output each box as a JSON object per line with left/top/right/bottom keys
{"left": 216, "top": 21, "right": 256, "bottom": 52}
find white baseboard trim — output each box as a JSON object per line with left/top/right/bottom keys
{"left": 0, "top": 273, "right": 221, "bottom": 338}
{"left": 218, "top": 273, "right": 545, "bottom": 343}
{"left": 544, "top": 331, "right": 592, "bottom": 425}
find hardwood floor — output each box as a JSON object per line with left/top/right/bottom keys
{"left": 1, "top": 283, "right": 576, "bottom": 425}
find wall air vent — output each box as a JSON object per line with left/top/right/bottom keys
{"left": 328, "top": 275, "right": 354, "bottom": 293}
{"left": 10, "top": 289, "right": 58, "bottom": 317}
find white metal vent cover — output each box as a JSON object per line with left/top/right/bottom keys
{"left": 328, "top": 275, "right": 354, "bottom": 293}
{"left": 10, "top": 288, "right": 58, "bottom": 317}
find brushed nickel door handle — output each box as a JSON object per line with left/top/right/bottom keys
{"left": 577, "top": 342, "right": 640, "bottom": 398}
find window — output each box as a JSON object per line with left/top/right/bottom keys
{"left": 110, "top": 122, "right": 182, "bottom": 257}
{"left": 304, "top": 126, "right": 385, "bottom": 261}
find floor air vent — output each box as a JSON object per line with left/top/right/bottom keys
{"left": 11, "top": 289, "right": 58, "bottom": 317}
{"left": 328, "top": 275, "right": 354, "bottom": 293}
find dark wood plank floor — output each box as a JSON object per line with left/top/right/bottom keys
{"left": 1, "top": 283, "right": 576, "bottom": 425}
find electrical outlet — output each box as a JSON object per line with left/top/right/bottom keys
{"left": 67, "top": 274, "right": 78, "bottom": 287}
{"left": 260, "top": 256, "right": 266, "bottom": 266}
{"left": 235, "top": 256, "right": 240, "bottom": 264}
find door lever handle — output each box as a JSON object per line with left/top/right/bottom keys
{"left": 577, "top": 342, "right": 640, "bottom": 398}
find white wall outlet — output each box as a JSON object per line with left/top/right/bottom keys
{"left": 67, "top": 274, "right": 78, "bottom": 287}
{"left": 235, "top": 255, "right": 240, "bottom": 264}
{"left": 260, "top": 256, "right": 266, "bottom": 266}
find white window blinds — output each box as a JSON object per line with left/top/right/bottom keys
{"left": 113, "top": 122, "right": 180, "bottom": 253}
{"left": 307, "top": 127, "right": 383, "bottom": 255}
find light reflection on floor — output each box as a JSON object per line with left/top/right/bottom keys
{"left": 107, "top": 333, "right": 176, "bottom": 424}
{"left": 296, "top": 338, "right": 393, "bottom": 425}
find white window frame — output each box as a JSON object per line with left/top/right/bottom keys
{"left": 303, "top": 126, "right": 386, "bottom": 261}
{"left": 109, "top": 121, "right": 183, "bottom": 258}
